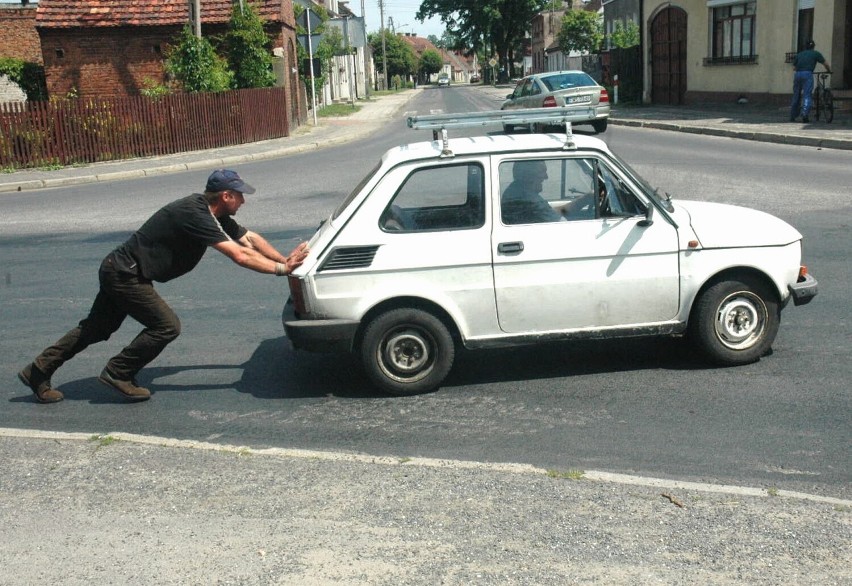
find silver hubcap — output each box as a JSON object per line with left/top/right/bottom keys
{"left": 714, "top": 291, "right": 766, "bottom": 350}
{"left": 380, "top": 328, "right": 432, "bottom": 379}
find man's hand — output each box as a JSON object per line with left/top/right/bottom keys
{"left": 283, "top": 242, "right": 310, "bottom": 274}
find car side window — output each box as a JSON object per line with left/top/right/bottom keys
{"left": 499, "top": 158, "right": 595, "bottom": 224}
{"left": 381, "top": 163, "right": 485, "bottom": 232}
{"left": 499, "top": 158, "right": 645, "bottom": 225}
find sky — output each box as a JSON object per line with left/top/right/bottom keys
{"left": 356, "top": 0, "right": 448, "bottom": 39}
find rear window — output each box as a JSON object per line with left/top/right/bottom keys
{"left": 541, "top": 72, "right": 597, "bottom": 91}
{"left": 333, "top": 162, "right": 381, "bottom": 220}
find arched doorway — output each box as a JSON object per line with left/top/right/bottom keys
{"left": 650, "top": 6, "right": 687, "bottom": 105}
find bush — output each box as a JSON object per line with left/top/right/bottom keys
{"left": 0, "top": 57, "right": 48, "bottom": 101}
{"left": 165, "top": 25, "right": 233, "bottom": 93}
{"left": 226, "top": 1, "right": 275, "bottom": 89}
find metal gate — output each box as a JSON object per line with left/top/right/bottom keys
{"left": 650, "top": 7, "right": 687, "bottom": 105}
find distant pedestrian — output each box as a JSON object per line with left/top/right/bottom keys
{"left": 18, "top": 169, "right": 309, "bottom": 403}
{"left": 790, "top": 40, "right": 832, "bottom": 123}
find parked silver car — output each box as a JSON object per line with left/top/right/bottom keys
{"left": 501, "top": 70, "right": 610, "bottom": 134}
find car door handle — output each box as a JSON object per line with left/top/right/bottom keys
{"left": 498, "top": 241, "right": 524, "bottom": 254}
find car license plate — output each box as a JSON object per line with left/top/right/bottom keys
{"left": 567, "top": 95, "right": 592, "bottom": 104}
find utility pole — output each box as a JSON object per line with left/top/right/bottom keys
{"left": 360, "top": 0, "right": 370, "bottom": 95}
{"left": 378, "top": 0, "right": 388, "bottom": 89}
{"left": 189, "top": 0, "right": 201, "bottom": 38}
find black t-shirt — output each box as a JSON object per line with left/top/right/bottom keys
{"left": 110, "top": 193, "right": 247, "bottom": 282}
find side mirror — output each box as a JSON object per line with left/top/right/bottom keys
{"left": 637, "top": 204, "right": 655, "bottom": 227}
{"left": 506, "top": 94, "right": 514, "bottom": 100}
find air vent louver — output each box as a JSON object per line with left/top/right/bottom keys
{"left": 318, "top": 245, "right": 380, "bottom": 271}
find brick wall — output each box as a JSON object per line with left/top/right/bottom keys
{"left": 0, "top": 6, "right": 43, "bottom": 63}
{"left": 39, "top": 26, "right": 181, "bottom": 98}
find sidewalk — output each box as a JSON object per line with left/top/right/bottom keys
{"left": 2, "top": 87, "right": 850, "bottom": 194}
{"left": 0, "top": 429, "right": 849, "bottom": 585}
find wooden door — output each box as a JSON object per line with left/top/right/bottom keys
{"left": 651, "top": 7, "right": 688, "bottom": 105}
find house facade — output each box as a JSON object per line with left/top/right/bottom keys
{"left": 35, "top": 0, "right": 305, "bottom": 124}
{"left": 642, "top": 0, "right": 849, "bottom": 105}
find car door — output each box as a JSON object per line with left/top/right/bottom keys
{"left": 505, "top": 78, "right": 533, "bottom": 110}
{"left": 490, "top": 154, "right": 680, "bottom": 334}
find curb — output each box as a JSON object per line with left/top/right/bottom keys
{"left": 2, "top": 426, "right": 849, "bottom": 507}
{"left": 0, "top": 120, "right": 388, "bottom": 195}
{"left": 609, "top": 118, "right": 849, "bottom": 150}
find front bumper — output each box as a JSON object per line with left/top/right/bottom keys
{"left": 788, "top": 272, "right": 818, "bottom": 306}
{"left": 282, "top": 300, "right": 359, "bottom": 353}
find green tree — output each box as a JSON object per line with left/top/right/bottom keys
{"left": 165, "top": 25, "right": 233, "bottom": 92}
{"left": 369, "top": 31, "right": 418, "bottom": 80}
{"left": 225, "top": 0, "right": 275, "bottom": 89}
{"left": 419, "top": 49, "right": 443, "bottom": 79}
{"left": 294, "top": 4, "right": 331, "bottom": 103}
{"left": 416, "top": 0, "right": 549, "bottom": 81}
{"left": 557, "top": 10, "right": 603, "bottom": 55}
{"left": 610, "top": 20, "right": 640, "bottom": 49}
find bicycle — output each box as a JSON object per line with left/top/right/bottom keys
{"left": 813, "top": 71, "right": 834, "bottom": 123}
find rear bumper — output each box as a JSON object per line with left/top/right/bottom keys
{"left": 282, "top": 300, "right": 359, "bottom": 353}
{"left": 788, "top": 272, "right": 818, "bottom": 306}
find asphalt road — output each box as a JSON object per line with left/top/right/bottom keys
{"left": 2, "top": 86, "right": 849, "bottom": 501}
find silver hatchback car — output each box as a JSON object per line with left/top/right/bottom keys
{"left": 501, "top": 70, "right": 610, "bottom": 134}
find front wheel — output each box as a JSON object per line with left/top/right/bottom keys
{"left": 822, "top": 89, "right": 834, "bottom": 123}
{"left": 360, "top": 308, "right": 455, "bottom": 395}
{"left": 689, "top": 277, "right": 780, "bottom": 365}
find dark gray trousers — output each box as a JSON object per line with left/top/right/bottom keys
{"left": 33, "top": 254, "right": 181, "bottom": 380}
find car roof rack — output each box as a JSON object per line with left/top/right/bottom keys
{"left": 406, "top": 106, "right": 599, "bottom": 157}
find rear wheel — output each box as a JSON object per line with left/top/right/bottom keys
{"left": 360, "top": 308, "right": 455, "bottom": 395}
{"left": 592, "top": 119, "right": 608, "bottom": 134}
{"left": 689, "top": 277, "right": 780, "bottom": 365}
{"left": 503, "top": 124, "right": 514, "bottom": 134}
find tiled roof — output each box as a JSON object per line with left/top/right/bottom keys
{"left": 399, "top": 34, "right": 438, "bottom": 55}
{"left": 36, "top": 0, "right": 284, "bottom": 28}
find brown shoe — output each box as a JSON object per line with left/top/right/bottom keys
{"left": 98, "top": 369, "right": 151, "bottom": 401}
{"left": 18, "top": 363, "right": 64, "bottom": 403}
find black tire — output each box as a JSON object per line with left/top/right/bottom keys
{"left": 592, "top": 119, "right": 608, "bottom": 134}
{"left": 689, "top": 277, "right": 780, "bottom": 365}
{"left": 503, "top": 123, "right": 514, "bottom": 134}
{"left": 360, "top": 308, "right": 455, "bottom": 395}
{"left": 823, "top": 89, "right": 834, "bottom": 123}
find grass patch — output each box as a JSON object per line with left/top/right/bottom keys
{"left": 766, "top": 487, "right": 780, "bottom": 497}
{"left": 89, "top": 434, "right": 118, "bottom": 448}
{"left": 547, "top": 468, "right": 585, "bottom": 480}
{"left": 317, "top": 103, "right": 361, "bottom": 117}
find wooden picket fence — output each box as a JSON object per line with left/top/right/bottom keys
{"left": 0, "top": 86, "right": 290, "bottom": 170}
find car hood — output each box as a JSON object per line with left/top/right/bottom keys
{"left": 675, "top": 200, "right": 802, "bottom": 248}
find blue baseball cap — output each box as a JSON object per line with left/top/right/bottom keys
{"left": 205, "top": 169, "right": 256, "bottom": 194}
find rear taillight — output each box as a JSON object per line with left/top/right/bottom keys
{"left": 798, "top": 265, "right": 809, "bottom": 281}
{"left": 542, "top": 96, "right": 557, "bottom": 107}
{"left": 599, "top": 89, "right": 609, "bottom": 103}
{"left": 288, "top": 275, "right": 309, "bottom": 315}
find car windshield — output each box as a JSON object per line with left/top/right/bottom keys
{"left": 541, "top": 72, "right": 596, "bottom": 91}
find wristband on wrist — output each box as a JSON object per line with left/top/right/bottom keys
{"left": 275, "top": 262, "right": 288, "bottom": 276}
